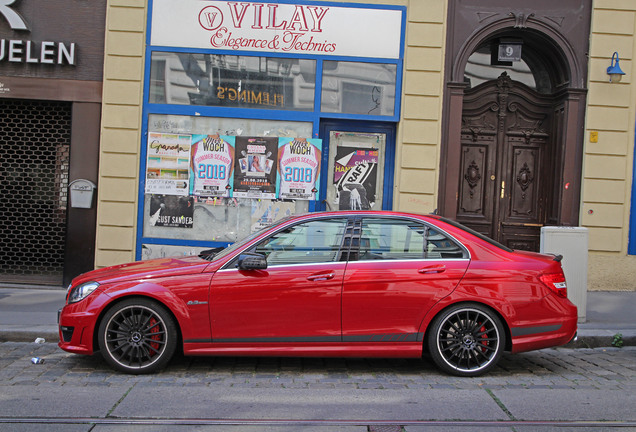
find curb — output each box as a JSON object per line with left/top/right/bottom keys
{"left": 566, "top": 330, "right": 636, "bottom": 349}
{"left": 0, "top": 327, "right": 59, "bottom": 344}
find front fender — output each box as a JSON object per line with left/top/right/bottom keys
{"left": 96, "top": 276, "right": 212, "bottom": 347}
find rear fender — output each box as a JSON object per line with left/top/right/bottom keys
{"left": 418, "top": 290, "right": 515, "bottom": 353}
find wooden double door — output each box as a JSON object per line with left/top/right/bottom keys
{"left": 456, "top": 73, "right": 562, "bottom": 251}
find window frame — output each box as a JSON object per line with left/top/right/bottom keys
{"left": 355, "top": 216, "right": 470, "bottom": 262}
{"left": 224, "top": 215, "right": 351, "bottom": 268}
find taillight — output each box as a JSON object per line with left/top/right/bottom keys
{"left": 540, "top": 272, "right": 568, "bottom": 298}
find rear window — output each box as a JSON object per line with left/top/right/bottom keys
{"left": 437, "top": 217, "right": 513, "bottom": 253}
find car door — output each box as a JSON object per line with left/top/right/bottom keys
{"left": 209, "top": 217, "right": 349, "bottom": 342}
{"left": 342, "top": 216, "right": 470, "bottom": 342}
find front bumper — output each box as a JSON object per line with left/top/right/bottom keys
{"left": 57, "top": 294, "right": 106, "bottom": 355}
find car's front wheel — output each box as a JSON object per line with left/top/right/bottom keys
{"left": 428, "top": 303, "right": 505, "bottom": 377}
{"left": 97, "top": 298, "right": 177, "bottom": 374}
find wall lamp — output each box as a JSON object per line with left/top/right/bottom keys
{"left": 607, "top": 52, "right": 626, "bottom": 83}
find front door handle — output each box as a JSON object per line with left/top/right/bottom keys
{"left": 418, "top": 265, "right": 446, "bottom": 274}
{"left": 307, "top": 272, "right": 335, "bottom": 281}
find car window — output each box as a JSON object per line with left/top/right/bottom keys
{"left": 359, "top": 218, "right": 466, "bottom": 260}
{"left": 251, "top": 218, "right": 348, "bottom": 266}
{"left": 437, "top": 216, "right": 513, "bottom": 252}
{"left": 211, "top": 215, "right": 296, "bottom": 261}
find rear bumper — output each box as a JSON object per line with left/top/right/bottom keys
{"left": 511, "top": 315, "right": 578, "bottom": 353}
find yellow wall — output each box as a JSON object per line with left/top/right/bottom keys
{"left": 96, "top": 0, "right": 146, "bottom": 267}
{"left": 585, "top": 0, "right": 636, "bottom": 290}
{"left": 395, "top": 0, "right": 447, "bottom": 214}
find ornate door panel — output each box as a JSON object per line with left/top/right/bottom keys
{"left": 457, "top": 131, "right": 497, "bottom": 238}
{"left": 457, "top": 73, "right": 554, "bottom": 251}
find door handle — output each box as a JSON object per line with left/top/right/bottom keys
{"left": 418, "top": 265, "right": 446, "bottom": 274}
{"left": 307, "top": 272, "right": 335, "bottom": 281}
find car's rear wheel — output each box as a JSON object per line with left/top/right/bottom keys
{"left": 428, "top": 303, "right": 505, "bottom": 377}
{"left": 98, "top": 298, "right": 177, "bottom": 374}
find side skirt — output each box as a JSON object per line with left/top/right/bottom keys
{"left": 182, "top": 342, "right": 424, "bottom": 358}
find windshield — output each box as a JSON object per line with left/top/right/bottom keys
{"left": 207, "top": 215, "right": 296, "bottom": 261}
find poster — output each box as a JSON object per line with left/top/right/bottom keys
{"left": 190, "top": 135, "right": 235, "bottom": 197}
{"left": 333, "top": 147, "right": 378, "bottom": 210}
{"left": 277, "top": 138, "right": 322, "bottom": 200}
{"left": 145, "top": 133, "right": 192, "bottom": 196}
{"left": 148, "top": 195, "right": 194, "bottom": 228}
{"left": 250, "top": 199, "right": 296, "bottom": 232}
{"left": 233, "top": 136, "right": 278, "bottom": 199}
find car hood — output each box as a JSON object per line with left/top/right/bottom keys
{"left": 71, "top": 255, "right": 214, "bottom": 287}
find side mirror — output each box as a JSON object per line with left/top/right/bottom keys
{"left": 237, "top": 252, "right": 267, "bottom": 270}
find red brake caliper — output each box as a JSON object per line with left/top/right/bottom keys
{"left": 148, "top": 317, "right": 160, "bottom": 356}
{"left": 479, "top": 324, "right": 488, "bottom": 354}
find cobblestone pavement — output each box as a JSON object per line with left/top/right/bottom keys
{"left": 1, "top": 342, "right": 635, "bottom": 389}
{"left": 2, "top": 342, "right": 636, "bottom": 432}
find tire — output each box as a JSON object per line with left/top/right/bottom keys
{"left": 97, "top": 298, "right": 177, "bottom": 374}
{"left": 427, "top": 303, "right": 505, "bottom": 377}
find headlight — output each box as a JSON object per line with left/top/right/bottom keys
{"left": 67, "top": 281, "right": 100, "bottom": 304}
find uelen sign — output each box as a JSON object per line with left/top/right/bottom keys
{"left": 0, "top": 0, "right": 76, "bottom": 65}
{"left": 151, "top": 0, "right": 403, "bottom": 59}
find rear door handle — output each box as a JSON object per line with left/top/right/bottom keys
{"left": 307, "top": 272, "right": 335, "bottom": 281}
{"left": 418, "top": 265, "right": 446, "bottom": 274}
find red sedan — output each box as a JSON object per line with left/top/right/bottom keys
{"left": 58, "top": 211, "right": 577, "bottom": 376}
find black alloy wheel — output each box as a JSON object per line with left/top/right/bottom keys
{"left": 98, "top": 298, "right": 177, "bottom": 374}
{"left": 428, "top": 303, "right": 505, "bottom": 377}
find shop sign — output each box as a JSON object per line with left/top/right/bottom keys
{"left": 151, "top": 0, "right": 403, "bottom": 59}
{"left": 0, "top": 39, "right": 75, "bottom": 64}
{"left": 0, "top": 0, "right": 28, "bottom": 30}
{"left": 0, "top": 0, "right": 77, "bottom": 66}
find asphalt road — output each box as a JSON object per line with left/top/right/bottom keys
{"left": 1, "top": 342, "right": 635, "bottom": 431}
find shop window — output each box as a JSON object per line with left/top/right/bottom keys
{"left": 321, "top": 61, "right": 397, "bottom": 116}
{"left": 149, "top": 52, "right": 316, "bottom": 111}
{"left": 141, "top": 114, "right": 314, "bottom": 258}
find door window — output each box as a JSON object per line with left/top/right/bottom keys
{"left": 251, "top": 218, "right": 348, "bottom": 266}
{"left": 325, "top": 131, "right": 386, "bottom": 211}
{"left": 359, "top": 218, "right": 466, "bottom": 260}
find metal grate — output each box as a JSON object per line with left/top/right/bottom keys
{"left": 0, "top": 99, "right": 71, "bottom": 285}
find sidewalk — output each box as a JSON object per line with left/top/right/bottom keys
{"left": 0, "top": 285, "right": 634, "bottom": 347}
